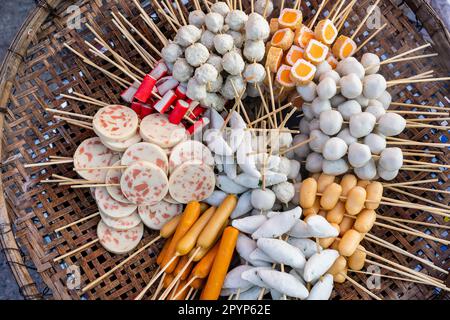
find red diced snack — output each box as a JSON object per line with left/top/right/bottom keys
{"left": 150, "top": 60, "right": 168, "bottom": 80}
{"left": 153, "top": 90, "right": 177, "bottom": 114}
{"left": 140, "top": 104, "right": 154, "bottom": 117}
{"left": 168, "top": 100, "right": 190, "bottom": 124}
{"left": 187, "top": 117, "right": 210, "bottom": 134}
{"left": 157, "top": 77, "right": 179, "bottom": 96}
{"left": 189, "top": 105, "right": 207, "bottom": 120}
{"left": 131, "top": 101, "right": 143, "bottom": 116}
{"left": 175, "top": 85, "right": 187, "bottom": 100}
{"left": 134, "top": 75, "right": 156, "bottom": 102}
{"left": 121, "top": 80, "right": 140, "bottom": 103}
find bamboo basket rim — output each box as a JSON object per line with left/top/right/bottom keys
{"left": 0, "top": 0, "right": 448, "bottom": 300}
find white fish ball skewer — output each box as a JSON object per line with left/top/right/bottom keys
{"left": 323, "top": 137, "right": 348, "bottom": 161}
{"left": 348, "top": 143, "right": 372, "bottom": 168}
{"left": 320, "top": 110, "right": 343, "bottom": 135}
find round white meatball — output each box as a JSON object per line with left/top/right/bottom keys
{"left": 322, "top": 159, "right": 349, "bottom": 175}
{"left": 348, "top": 143, "right": 372, "bottom": 168}
{"left": 309, "top": 130, "right": 330, "bottom": 153}
{"left": 306, "top": 153, "right": 324, "bottom": 173}
{"left": 337, "top": 128, "right": 358, "bottom": 146}
{"left": 201, "top": 92, "right": 226, "bottom": 111}
{"left": 185, "top": 43, "right": 210, "bottom": 67}
{"left": 309, "top": 119, "right": 320, "bottom": 132}
{"left": 299, "top": 118, "right": 311, "bottom": 135}
{"left": 354, "top": 159, "right": 377, "bottom": 180}
{"left": 311, "top": 98, "right": 332, "bottom": 117}
{"left": 377, "top": 165, "right": 399, "bottom": 181}
{"left": 205, "top": 12, "right": 224, "bottom": 33}
{"left": 288, "top": 160, "right": 301, "bottom": 179}
{"left": 361, "top": 53, "right": 380, "bottom": 75}
{"left": 245, "top": 13, "right": 270, "bottom": 40}
{"left": 225, "top": 10, "right": 248, "bottom": 31}
{"left": 195, "top": 63, "right": 219, "bottom": 85}
{"left": 208, "top": 74, "right": 224, "bottom": 93}
{"left": 246, "top": 83, "right": 261, "bottom": 97}
{"left": 175, "top": 25, "right": 202, "bottom": 47}
{"left": 292, "top": 134, "right": 311, "bottom": 158}
{"left": 213, "top": 34, "right": 234, "bottom": 55}
{"left": 377, "top": 91, "right": 392, "bottom": 110}
{"left": 244, "top": 63, "right": 266, "bottom": 84}
{"left": 320, "top": 110, "right": 343, "bottom": 135}
{"left": 363, "top": 74, "right": 387, "bottom": 99}
{"left": 207, "top": 54, "right": 223, "bottom": 72}
{"left": 188, "top": 10, "right": 206, "bottom": 28}
{"left": 338, "top": 100, "right": 362, "bottom": 120}
{"left": 161, "top": 42, "right": 183, "bottom": 64}
{"left": 317, "top": 77, "right": 337, "bottom": 100}
{"left": 378, "top": 147, "right": 403, "bottom": 171}
{"left": 222, "top": 51, "right": 245, "bottom": 75}
{"left": 186, "top": 78, "right": 207, "bottom": 101}
{"left": 244, "top": 40, "right": 266, "bottom": 62}
{"left": 314, "top": 61, "right": 333, "bottom": 81}
{"left": 251, "top": 189, "right": 276, "bottom": 211}
{"left": 336, "top": 57, "right": 365, "bottom": 79}
{"left": 364, "top": 133, "right": 386, "bottom": 154}
{"left": 172, "top": 58, "right": 194, "bottom": 82}
{"left": 330, "top": 94, "right": 346, "bottom": 108}
{"left": 355, "top": 95, "right": 370, "bottom": 108}
{"left": 221, "top": 75, "right": 246, "bottom": 100}
{"left": 227, "top": 30, "right": 245, "bottom": 48}
{"left": 276, "top": 157, "right": 291, "bottom": 176}
{"left": 211, "top": 1, "right": 230, "bottom": 16}
{"left": 255, "top": 0, "right": 274, "bottom": 17}
{"left": 366, "top": 104, "right": 386, "bottom": 120}
{"left": 319, "top": 70, "right": 340, "bottom": 84}
{"left": 273, "top": 181, "right": 295, "bottom": 204}
{"left": 302, "top": 104, "right": 315, "bottom": 120}
{"left": 377, "top": 113, "right": 406, "bottom": 136}
{"left": 340, "top": 73, "right": 363, "bottom": 99}
{"left": 323, "top": 137, "right": 348, "bottom": 161}
{"left": 297, "top": 82, "right": 317, "bottom": 102}
{"left": 349, "top": 112, "right": 376, "bottom": 138}
{"left": 201, "top": 30, "right": 216, "bottom": 50}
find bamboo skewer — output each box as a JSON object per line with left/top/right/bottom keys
{"left": 343, "top": 274, "right": 382, "bottom": 300}
{"left": 53, "top": 238, "right": 100, "bottom": 262}
{"left": 386, "top": 186, "right": 450, "bottom": 211}
{"left": 390, "top": 101, "right": 450, "bottom": 111}
{"left": 308, "top": 0, "right": 328, "bottom": 29}
{"left": 60, "top": 93, "right": 108, "bottom": 107}
{"left": 383, "top": 43, "right": 431, "bottom": 64}
{"left": 355, "top": 23, "right": 387, "bottom": 54}
{"left": 350, "top": 0, "right": 381, "bottom": 40}
{"left": 389, "top": 184, "right": 450, "bottom": 196}
{"left": 24, "top": 159, "right": 74, "bottom": 168}
{"left": 54, "top": 212, "right": 100, "bottom": 233}
{"left": 349, "top": 269, "right": 429, "bottom": 286}
{"left": 331, "top": 0, "right": 347, "bottom": 23}
{"left": 376, "top": 215, "right": 450, "bottom": 230}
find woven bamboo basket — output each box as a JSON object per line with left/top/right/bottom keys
{"left": 0, "top": 0, "right": 448, "bottom": 300}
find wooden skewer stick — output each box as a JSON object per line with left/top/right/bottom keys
{"left": 350, "top": 0, "right": 381, "bottom": 40}
{"left": 53, "top": 115, "right": 92, "bottom": 127}
{"left": 266, "top": 66, "right": 278, "bottom": 128}
{"left": 336, "top": 0, "right": 356, "bottom": 32}
{"left": 151, "top": 272, "right": 166, "bottom": 300}
{"left": 349, "top": 269, "right": 429, "bottom": 286}
{"left": 343, "top": 273, "right": 382, "bottom": 300}
{"left": 390, "top": 101, "right": 450, "bottom": 111}
{"left": 383, "top": 178, "right": 438, "bottom": 187}
{"left": 46, "top": 108, "right": 94, "bottom": 120}
{"left": 308, "top": 0, "right": 328, "bottom": 29}
{"left": 278, "top": 137, "right": 315, "bottom": 156}
{"left": 71, "top": 184, "right": 120, "bottom": 189}
{"left": 327, "top": 0, "right": 344, "bottom": 18}
{"left": 230, "top": 80, "right": 252, "bottom": 128}
{"left": 255, "top": 83, "right": 276, "bottom": 128}
{"left": 173, "top": 0, "right": 188, "bottom": 25}
{"left": 163, "top": 0, "right": 181, "bottom": 22}
{"left": 376, "top": 215, "right": 450, "bottom": 230}
{"left": 408, "top": 117, "right": 450, "bottom": 123}
{"left": 386, "top": 137, "right": 450, "bottom": 148}
{"left": 384, "top": 53, "right": 439, "bottom": 65}
{"left": 262, "top": 0, "right": 271, "bottom": 18}
{"left": 82, "top": 235, "right": 162, "bottom": 292}
{"left": 354, "top": 23, "right": 387, "bottom": 54}
{"left": 387, "top": 77, "right": 450, "bottom": 86}
{"left": 60, "top": 93, "right": 108, "bottom": 107}
{"left": 74, "top": 165, "right": 127, "bottom": 171}
{"left": 383, "top": 43, "right": 431, "bottom": 64}
{"left": 389, "top": 184, "right": 450, "bottom": 196}
{"left": 331, "top": 0, "right": 347, "bottom": 23}
{"left": 386, "top": 186, "right": 450, "bottom": 211}
{"left": 400, "top": 167, "right": 441, "bottom": 173}
{"left": 401, "top": 159, "right": 450, "bottom": 170}
{"left": 172, "top": 276, "right": 199, "bottom": 300}
{"left": 54, "top": 212, "right": 100, "bottom": 233}
{"left": 381, "top": 197, "right": 450, "bottom": 217}
{"left": 388, "top": 109, "right": 449, "bottom": 116}
{"left": 53, "top": 238, "right": 99, "bottom": 262}
{"left": 24, "top": 159, "right": 74, "bottom": 168}
{"left": 293, "top": 0, "right": 301, "bottom": 10}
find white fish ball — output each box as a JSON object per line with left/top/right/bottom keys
{"left": 244, "top": 40, "right": 266, "bottom": 62}
{"left": 222, "top": 51, "right": 245, "bottom": 75}
{"left": 340, "top": 73, "right": 363, "bottom": 99}
{"left": 361, "top": 53, "right": 380, "bottom": 74}
{"left": 255, "top": 0, "right": 274, "bottom": 17}
{"left": 244, "top": 63, "right": 266, "bottom": 84}
{"left": 227, "top": 30, "right": 245, "bottom": 48}
{"left": 296, "top": 82, "right": 317, "bottom": 102}
{"left": 309, "top": 119, "right": 320, "bottom": 131}
{"left": 221, "top": 75, "right": 246, "bottom": 100}
{"left": 306, "top": 153, "right": 324, "bottom": 173}
{"left": 302, "top": 104, "right": 315, "bottom": 119}
{"left": 161, "top": 42, "right": 183, "bottom": 64}
{"left": 251, "top": 189, "right": 276, "bottom": 211}
{"left": 377, "top": 165, "right": 399, "bottom": 181}
{"left": 378, "top": 147, "right": 403, "bottom": 171}
{"left": 201, "top": 92, "right": 226, "bottom": 111}
{"left": 272, "top": 181, "right": 295, "bottom": 204}
{"left": 311, "top": 98, "right": 332, "bottom": 117}
{"left": 186, "top": 78, "right": 207, "bottom": 101}
{"left": 355, "top": 95, "right": 369, "bottom": 108}
{"left": 338, "top": 100, "right": 362, "bottom": 120}
{"left": 320, "top": 110, "right": 343, "bottom": 135}
{"left": 225, "top": 10, "right": 248, "bottom": 31}
{"left": 377, "top": 113, "right": 406, "bottom": 136}
{"left": 208, "top": 74, "right": 224, "bottom": 93}
{"left": 364, "top": 133, "right": 386, "bottom": 154}
{"left": 366, "top": 103, "right": 386, "bottom": 120}
{"left": 330, "top": 94, "right": 346, "bottom": 108}
{"left": 185, "top": 43, "right": 210, "bottom": 67}
{"left": 172, "top": 58, "right": 194, "bottom": 83}
{"left": 195, "top": 63, "right": 219, "bottom": 85}
{"left": 205, "top": 12, "right": 225, "bottom": 33}
{"left": 319, "top": 70, "right": 340, "bottom": 84}
{"left": 276, "top": 157, "right": 292, "bottom": 176}
{"left": 336, "top": 57, "right": 365, "bottom": 79}
{"left": 377, "top": 91, "right": 392, "bottom": 110}
{"left": 309, "top": 130, "right": 330, "bottom": 153}
{"left": 322, "top": 159, "right": 349, "bottom": 175}
{"left": 323, "top": 137, "right": 348, "bottom": 161}
{"left": 189, "top": 10, "right": 206, "bottom": 28}
{"left": 317, "top": 77, "right": 337, "bottom": 100}
{"left": 349, "top": 112, "right": 376, "bottom": 138}
{"left": 314, "top": 61, "right": 332, "bottom": 81}
{"left": 246, "top": 83, "right": 261, "bottom": 97}
{"left": 214, "top": 34, "right": 234, "bottom": 54}
{"left": 245, "top": 13, "right": 270, "bottom": 41}
{"left": 207, "top": 54, "right": 223, "bottom": 72}
{"left": 175, "top": 25, "right": 202, "bottom": 47}
{"left": 299, "top": 118, "right": 311, "bottom": 135}
{"left": 211, "top": 2, "right": 230, "bottom": 16}
{"left": 354, "top": 158, "right": 377, "bottom": 180}
{"left": 201, "top": 30, "right": 216, "bottom": 50}
{"left": 292, "top": 134, "right": 311, "bottom": 158}
{"left": 348, "top": 142, "right": 372, "bottom": 168}
{"left": 363, "top": 74, "right": 387, "bottom": 99}
{"left": 288, "top": 160, "right": 301, "bottom": 179}
{"left": 337, "top": 128, "right": 357, "bottom": 146}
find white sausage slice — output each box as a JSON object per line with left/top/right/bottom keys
{"left": 97, "top": 220, "right": 144, "bottom": 254}
{"left": 169, "top": 160, "right": 215, "bottom": 203}
{"left": 140, "top": 113, "right": 187, "bottom": 148}
{"left": 120, "top": 161, "right": 169, "bottom": 205}
{"left": 138, "top": 200, "right": 183, "bottom": 230}
{"left": 73, "top": 137, "right": 115, "bottom": 181}
{"left": 257, "top": 238, "right": 306, "bottom": 269}
{"left": 95, "top": 187, "right": 137, "bottom": 218}
{"left": 93, "top": 105, "right": 139, "bottom": 141}
{"left": 121, "top": 142, "right": 169, "bottom": 173}
{"left": 99, "top": 209, "right": 141, "bottom": 231}
{"left": 169, "top": 140, "right": 214, "bottom": 173}
{"left": 105, "top": 161, "right": 132, "bottom": 203}
{"left": 258, "top": 269, "right": 309, "bottom": 299}
{"left": 101, "top": 133, "right": 141, "bottom": 152}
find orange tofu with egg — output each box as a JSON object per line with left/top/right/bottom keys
{"left": 294, "top": 25, "right": 315, "bottom": 49}
{"left": 278, "top": 8, "right": 303, "bottom": 30}
{"left": 266, "top": 46, "right": 284, "bottom": 73}
{"left": 314, "top": 19, "right": 338, "bottom": 45}
{"left": 332, "top": 35, "right": 357, "bottom": 60}
{"left": 285, "top": 45, "right": 304, "bottom": 66}
{"left": 276, "top": 64, "right": 296, "bottom": 88}
{"left": 270, "top": 18, "right": 279, "bottom": 35}
{"left": 291, "top": 59, "right": 317, "bottom": 85}
{"left": 271, "top": 28, "right": 295, "bottom": 51}
{"left": 326, "top": 53, "right": 338, "bottom": 69}
{"left": 304, "top": 39, "right": 329, "bottom": 64}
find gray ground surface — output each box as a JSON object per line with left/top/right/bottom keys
{"left": 0, "top": 0, "right": 35, "bottom": 300}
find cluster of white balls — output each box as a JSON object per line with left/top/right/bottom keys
{"left": 161, "top": 1, "right": 273, "bottom": 112}
{"left": 293, "top": 53, "right": 407, "bottom": 181}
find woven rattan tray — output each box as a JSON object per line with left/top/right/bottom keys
{"left": 0, "top": 0, "right": 448, "bottom": 300}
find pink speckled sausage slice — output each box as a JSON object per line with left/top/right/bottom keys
{"left": 97, "top": 220, "right": 144, "bottom": 254}
{"left": 139, "top": 113, "right": 187, "bottom": 148}
{"left": 121, "top": 142, "right": 169, "bottom": 174}
{"left": 101, "top": 133, "right": 142, "bottom": 152}
{"left": 168, "top": 140, "right": 214, "bottom": 173}
{"left": 120, "top": 161, "right": 169, "bottom": 205}
{"left": 95, "top": 187, "right": 137, "bottom": 218}
{"left": 99, "top": 209, "right": 141, "bottom": 231}
{"left": 73, "top": 137, "right": 115, "bottom": 181}
{"left": 106, "top": 161, "right": 132, "bottom": 204}
{"left": 93, "top": 105, "right": 139, "bottom": 141}
{"left": 138, "top": 200, "right": 183, "bottom": 230}
{"left": 168, "top": 160, "right": 215, "bottom": 204}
